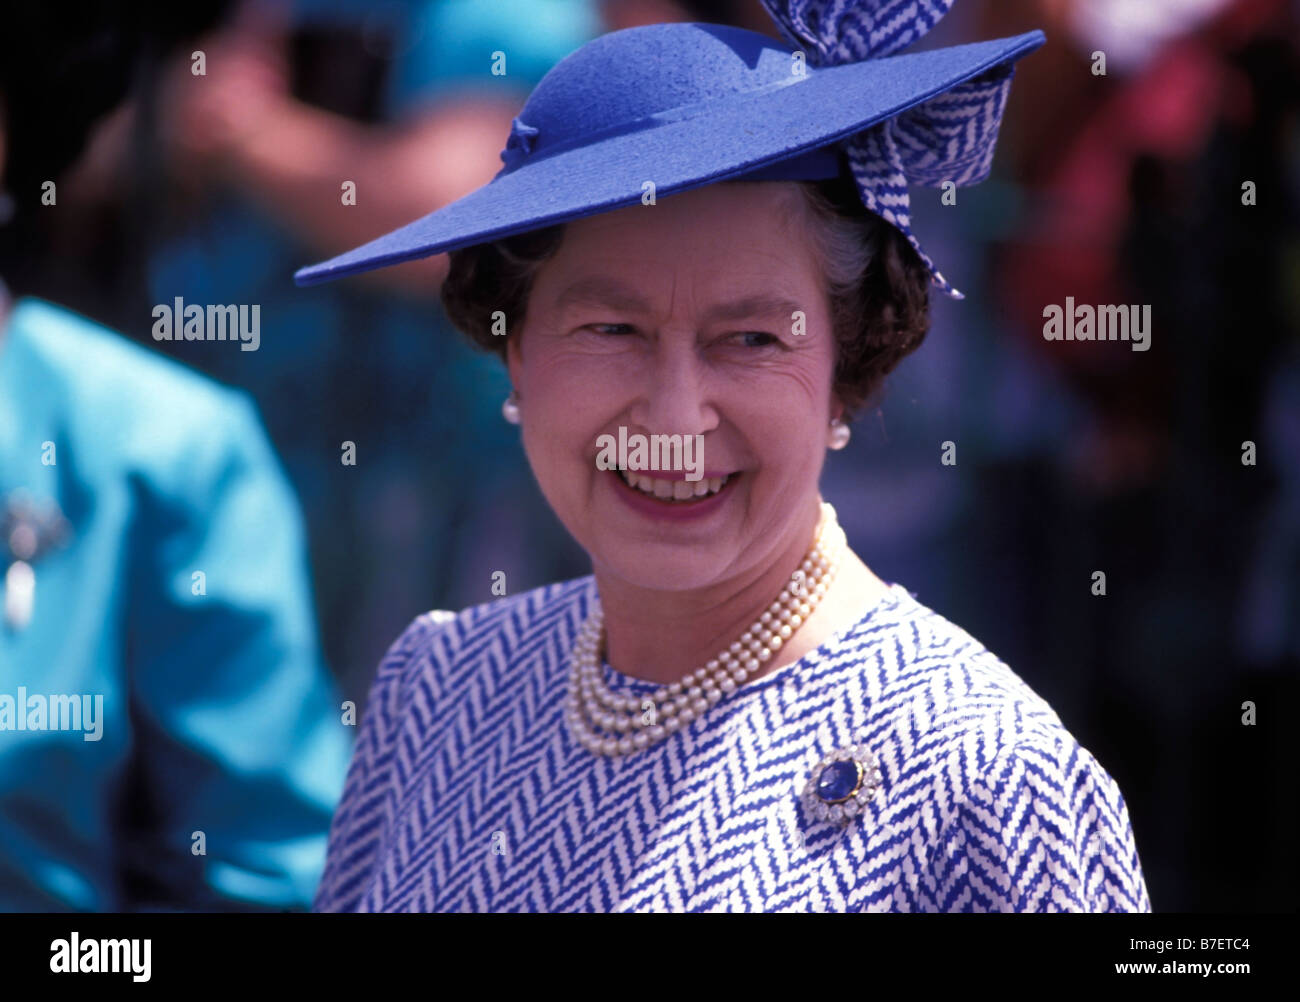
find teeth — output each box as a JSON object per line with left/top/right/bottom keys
{"left": 617, "top": 469, "right": 732, "bottom": 501}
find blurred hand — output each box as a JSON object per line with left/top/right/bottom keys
{"left": 158, "top": 3, "right": 292, "bottom": 185}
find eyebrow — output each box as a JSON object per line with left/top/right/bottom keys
{"left": 553, "top": 276, "right": 807, "bottom": 324}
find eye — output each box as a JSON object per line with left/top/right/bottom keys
{"left": 586, "top": 323, "right": 636, "bottom": 336}
{"left": 729, "top": 331, "right": 782, "bottom": 349}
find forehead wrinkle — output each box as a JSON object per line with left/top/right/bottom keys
{"left": 548, "top": 188, "right": 825, "bottom": 326}
{"left": 554, "top": 273, "right": 811, "bottom": 325}
{"left": 553, "top": 275, "right": 654, "bottom": 314}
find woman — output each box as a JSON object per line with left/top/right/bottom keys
{"left": 299, "top": 0, "right": 1151, "bottom": 912}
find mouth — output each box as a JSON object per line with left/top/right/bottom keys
{"left": 610, "top": 468, "right": 741, "bottom": 504}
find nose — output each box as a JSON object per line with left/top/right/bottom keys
{"left": 626, "top": 336, "right": 719, "bottom": 438}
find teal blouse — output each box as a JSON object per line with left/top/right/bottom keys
{"left": 0, "top": 298, "right": 351, "bottom": 910}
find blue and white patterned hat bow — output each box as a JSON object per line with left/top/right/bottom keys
{"left": 759, "top": 0, "right": 1016, "bottom": 299}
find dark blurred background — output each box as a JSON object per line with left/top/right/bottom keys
{"left": 2, "top": 0, "right": 1295, "bottom": 911}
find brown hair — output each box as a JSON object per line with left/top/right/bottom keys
{"left": 440, "top": 174, "right": 931, "bottom": 421}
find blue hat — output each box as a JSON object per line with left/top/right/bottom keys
{"left": 294, "top": 0, "right": 1045, "bottom": 299}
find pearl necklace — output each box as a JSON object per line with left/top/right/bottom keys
{"left": 564, "top": 502, "right": 845, "bottom": 756}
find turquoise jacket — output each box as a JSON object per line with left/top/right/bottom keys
{"left": 0, "top": 298, "right": 351, "bottom": 910}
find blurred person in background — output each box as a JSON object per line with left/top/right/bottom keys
{"left": 0, "top": 2, "right": 352, "bottom": 911}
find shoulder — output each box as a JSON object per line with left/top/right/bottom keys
{"left": 5, "top": 298, "right": 272, "bottom": 490}
{"left": 366, "top": 575, "right": 595, "bottom": 712}
{"left": 386, "top": 574, "right": 593, "bottom": 662}
{"left": 861, "top": 585, "right": 1072, "bottom": 759}
{"left": 8, "top": 297, "right": 252, "bottom": 423}
{"left": 923, "top": 730, "right": 1151, "bottom": 911}
{"left": 867, "top": 589, "right": 1149, "bottom": 911}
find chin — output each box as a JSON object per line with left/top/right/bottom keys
{"left": 592, "top": 544, "right": 732, "bottom": 593}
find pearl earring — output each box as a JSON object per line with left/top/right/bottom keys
{"left": 502, "top": 391, "right": 521, "bottom": 425}
{"left": 827, "top": 418, "right": 850, "bottom": 450}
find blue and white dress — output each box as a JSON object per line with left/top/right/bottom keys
{"left": 314, "top": 576, "right": 1151, "bottom": 912}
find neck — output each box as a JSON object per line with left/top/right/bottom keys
{"left": 591, "top": 497, "right": 882, "bottom": 686}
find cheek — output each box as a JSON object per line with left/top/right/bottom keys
{"left": 533, "top": 344, "right": 647, "bottom": 396}
{"left": 737, "top": 361, "right": 835, "bottom": 464}
{"left": 517, "top": 355, "right": 616, "bottom": 489}
{"left": 744, "top": 411, "right": 828, "bottom": 478}
{"left": 528, "top": 366, "right": 616, "bottom": 441}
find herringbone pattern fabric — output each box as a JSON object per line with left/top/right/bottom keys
{"left": 313, "top": 577, "right": 1151, "bottom": 912}
{"left": 760, "top": 0, "right": 1022, "bottom": 298}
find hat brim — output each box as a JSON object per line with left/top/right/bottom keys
{"left": 293, "top": 30, "right": 1045, "bottom": 287}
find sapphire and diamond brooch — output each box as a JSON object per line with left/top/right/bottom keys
{"left": 801, "top": 744, "right": 881, "bottom": 825}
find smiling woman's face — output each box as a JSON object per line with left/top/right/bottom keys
{"left": 507, "top": 181, "right": 840, "bottom": 593}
